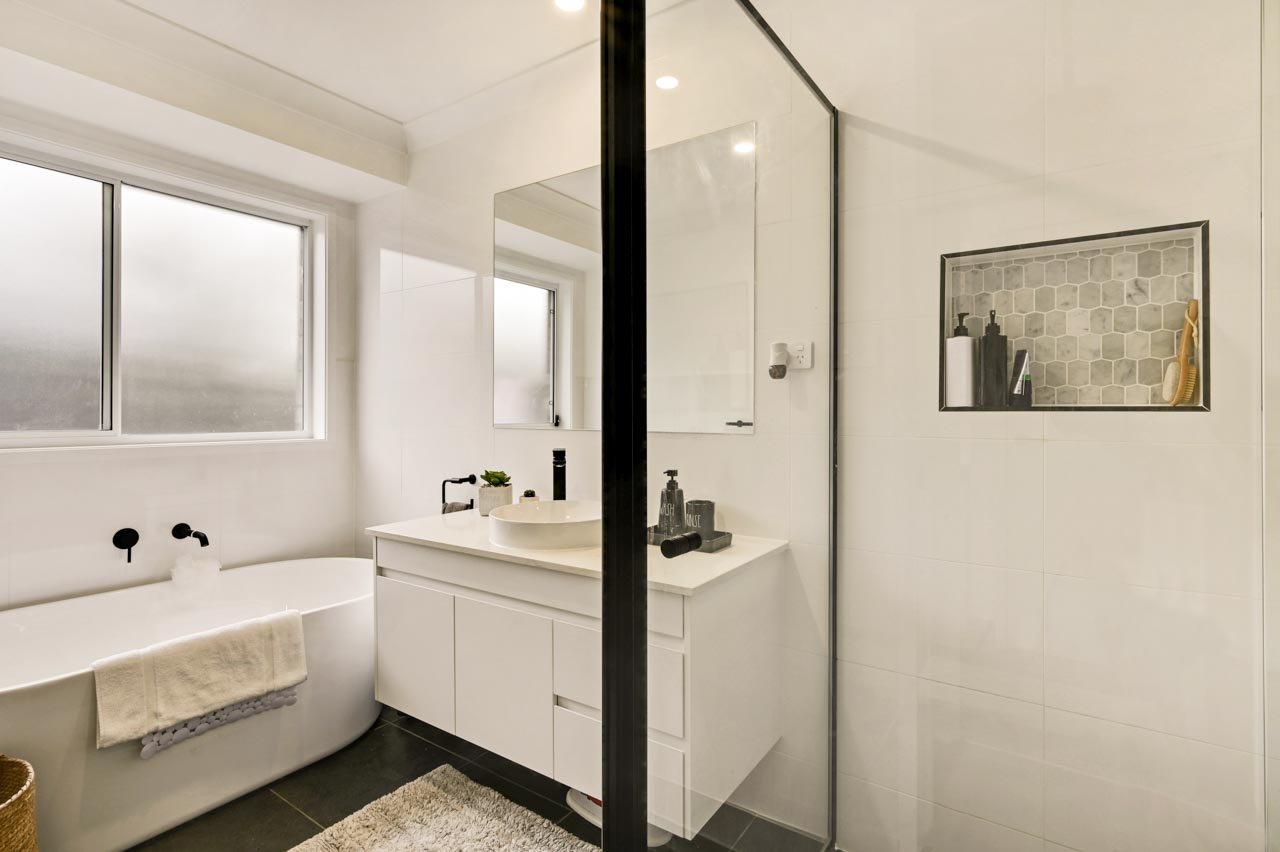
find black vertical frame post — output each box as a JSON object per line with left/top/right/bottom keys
{"left": 600, "top": 0, "right": 648, "bottom": 850}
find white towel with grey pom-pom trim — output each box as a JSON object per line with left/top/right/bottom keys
{"left": 140, "top": 688, "right": 298, "bottom": 758}
{"left": 93, "top": 609, "right": 307, "bottom": 749}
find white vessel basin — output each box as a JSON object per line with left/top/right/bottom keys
{"left": 488, "top": 500, "right": 602, "bottom": 550}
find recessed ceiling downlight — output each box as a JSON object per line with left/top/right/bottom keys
{"left": 733, "top": 141, "right": 756, "bottom": 154}
{"left": 655, "top": 75, "right": 680, "bottom": 90}
{"left": 555, "top": 0, "right": 586, "bottom": 11}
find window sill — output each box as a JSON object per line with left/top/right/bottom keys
{"left": 0, "top": 434, "right": 334, "bottom": 462}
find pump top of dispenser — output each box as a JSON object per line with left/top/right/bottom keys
{"left": 664, "top": 470, "right": 679, "bottom": 486}
{"left": 984, "top": 309, "right": 1001, "bottom": 336}
{"left": 953, "top": 312, "right": 970, "bottom": 336}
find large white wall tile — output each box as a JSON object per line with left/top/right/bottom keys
{"left": 778, "top": 646, "right": 831, "bottom": 767}
{"left": 781, "top": 543, "right": 830, "bottom": 656}
{"left": 837, "top": 549, "right": 916, "bottom": 673}
{"left": 0, "top": 538, "right": 9, "bottom": 610}
{"left": 1044, "top": 708, "right": 1263, "bottom": 852}
{"left": 1043, "top": 441, "right": 1260, "bottom": 597}
{"left": 840, "top": 437, "right": 1042, "bottom": 571}
{"left": 837, "top": 661, "right": 917, "bottom": 795}
{"left": 836, "top": 774, "right": 914, "bottom": 852}
{"left": 400, "top": 277, "right": 480, "bottom": 359}
{"left": 1043, "top": 0, "right": 1258, "bottom": 173}
{"left": 915, "top": 560, "right": 1043, "bottom": 703}
{"left": 840, "top": 177, "right": 1045, "bottom": 324}
{"left": 788, "top": 433, "right": 830, "bottom": 548}
{"left": 915, "top": 680, "right": 1044, "bottom": 837}
{"left": 803, "top": 0, "right": 1045, "bottom": 210}
{"left": 1044, "top": 574, "right": 1261, "bottom": 752}
{"left": 912, "top": 800, "right": 1043, "bottom": 852}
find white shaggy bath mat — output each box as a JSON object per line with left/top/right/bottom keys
{"left": 290, "top": 764, "right": 598, "bottom": 851}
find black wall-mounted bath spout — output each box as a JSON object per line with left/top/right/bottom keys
{"left": 113, "top": 528, "right": 140, "bottom": 563}
{"left": 172, "top": 523, "right": 209, "bottom": 547}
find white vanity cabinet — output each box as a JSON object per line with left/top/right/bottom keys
{"left": 368, "top": 514, "right": 785, "bottom": 840}
{"left": 374, "top": 576, "right": 454, "bottom": 732}
{"left": 454, "top": 596, "right": 554, "bottom": 775}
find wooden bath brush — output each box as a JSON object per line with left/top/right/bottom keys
{"left": 1162, "top": 298, "right": 1199, "bottom": 405}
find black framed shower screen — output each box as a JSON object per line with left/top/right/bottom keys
{"left": 597, "top": 1, "right": 839, "bottom": 848}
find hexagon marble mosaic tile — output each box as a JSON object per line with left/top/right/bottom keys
{"left": 943, "top": 225, "right": 1206, "bottom": 408}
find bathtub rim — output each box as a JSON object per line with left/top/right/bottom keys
{"left": 0, "top": 556, "right": 373, "bottom": 697}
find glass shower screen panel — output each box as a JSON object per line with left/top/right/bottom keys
{"left": 641, "top": 0, "right": 834, "bottom": 848}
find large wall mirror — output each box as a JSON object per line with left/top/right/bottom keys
{"left": 493, "top": 122, "right": 756, "bottom": 434}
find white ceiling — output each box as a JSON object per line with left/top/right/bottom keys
{"left": 123, "top": 0, "right": 612, "bottom": 124}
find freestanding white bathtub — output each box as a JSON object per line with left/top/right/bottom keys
{"left": 0, "top": 557, "right": 378, "bottom": 852}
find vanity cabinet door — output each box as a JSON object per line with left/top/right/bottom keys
{"left": 455, "top": 596, "right": 554, "bottom": 775}
{"left": 375, "top": 576, "right": 455, "bottom": 733}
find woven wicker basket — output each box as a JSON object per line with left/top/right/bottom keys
{"left": 0, "top": 755, "right": 37, "bottom": 851}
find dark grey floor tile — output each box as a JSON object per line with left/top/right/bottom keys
{"left": 733, "top": 817, "right": 825, "bottom": 852}
{"left": 556, "top": 808, "right": 739, "bottom": 852}
{"left": 393, "top": 715, "right": 486, "bottom": 762}
{"left": 692, "top": 803, "right": 754, "bottom": 849}
{"left": 128, "top": 788, "right": 318, "bottom": 852}
{"left": 378, "top": 703, "right": 405, "bottom": 723}
{"left": 557, "top": 810, "right": 602, "bottom": 846}
{"left": 472, "top": 750, "right": 570, "bottom": 803}
{"left": 457, "top": 760, "right": 571, "bottom": 825}
{"left": 270, "top": 723, "right": 457, "bottom": 826}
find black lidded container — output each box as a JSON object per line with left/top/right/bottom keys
{"left": 979, "top": 309, "right": 1008, "bottom": 408}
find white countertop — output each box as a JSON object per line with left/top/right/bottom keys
{"left": 366, "top": 510, "right": 788, "bottom": 596}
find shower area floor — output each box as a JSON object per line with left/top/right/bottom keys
{"left": 130, "top": 705, "right": 823, "bottom": 852}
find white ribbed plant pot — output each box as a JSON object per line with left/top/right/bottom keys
{"left": 478, "top": 485, "right": 512, "bottom": 517}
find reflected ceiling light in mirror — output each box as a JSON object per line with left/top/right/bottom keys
{"left": 733, "top": 141, "right": 756, "bottom": 154}
{"left": 655, "top": 75, "right": 680, "bottom": 90}
{"left": 555, "top": 0, "right": 586, "bottom": 11}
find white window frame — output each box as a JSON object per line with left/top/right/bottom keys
{"left": 494, "top": 252, "right": 581, "bottom": 430}
{"left": 0, "top": 143, "right": 325, "bottom": 450}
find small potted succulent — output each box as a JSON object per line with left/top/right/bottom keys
{"left": 477, "top": 469, "right": 513, "bottom": 516}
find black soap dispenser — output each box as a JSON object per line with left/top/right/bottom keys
{"left": 980, "top": 309, "right": 1008, "bottom": 408}
{"left": 658, "top": 470, "right": 685, "bottom": 535}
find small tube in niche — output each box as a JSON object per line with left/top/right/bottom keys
{"left": 1008, "top": 349, "right": 1032, "bottom": 408}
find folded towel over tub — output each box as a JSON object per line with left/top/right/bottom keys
{"left": 92, "top": 609, "right": 307, "bottom": 749}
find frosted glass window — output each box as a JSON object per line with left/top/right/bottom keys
{"left": 0, "top": 157, "right": 106, "bottom": 431}
{"left": 493, "top": 277, "right": 554, "bottom": 425}
{"left": 121, "top": 186, "right": 305, "bottom": 434}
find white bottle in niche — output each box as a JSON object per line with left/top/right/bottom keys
{"left": 945, "top": 312, "right": 977, "bottom": 407}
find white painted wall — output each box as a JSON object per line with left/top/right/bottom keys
{"left": 0, "top": 111, "right": 359, "bottom": 610}
{"left": 768, "top": 0, "right": 1263, "bottom": 848}
{"left": 355, "top": 0, "right": 832, "bottom": 836}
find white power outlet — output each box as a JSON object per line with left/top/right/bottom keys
{"left": 787, "top": 341, "right": 814, "bottom": 370}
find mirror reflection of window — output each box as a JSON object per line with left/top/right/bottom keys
{"left": 492, "top": 121, "right": 756, "bottom": 434}
{"left": 493, "top": 277, "right": 555, "bottom": 426}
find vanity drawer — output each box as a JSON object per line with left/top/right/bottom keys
{"left": 552, "top": 621, "right": 684, "bottom": 738}
{"left": 552, "top": 706, "right": 684, "bottom": 835}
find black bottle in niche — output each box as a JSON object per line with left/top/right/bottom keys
{"left": 980, "top": 309, "right": 1008, "bottom": 408}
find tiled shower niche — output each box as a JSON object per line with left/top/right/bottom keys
{"left": 939, "top": 222, "right": 1209, "bottom": 410}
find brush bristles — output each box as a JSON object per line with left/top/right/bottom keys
{"left": 1175, "top": 364, "right": 1198, "bottom": 404}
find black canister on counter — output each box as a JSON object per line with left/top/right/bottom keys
{"left": 685, "top": 499, "right": 715, "bottom": 540}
